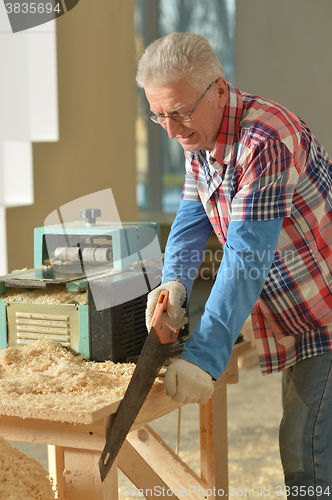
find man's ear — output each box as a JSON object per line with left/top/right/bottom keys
{"left": 216, "top": 78, "right": 228, "bottom": 109}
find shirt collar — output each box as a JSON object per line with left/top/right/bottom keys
{"left": 209, "top": 82, "right": 243, "bottom": 165}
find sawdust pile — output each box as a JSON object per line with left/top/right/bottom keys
{"left": 0, "top": 435, "right": 55, "bottom": 500}
{"left": 0, "top": 285, "right": 87, "bottom": 306}
{"left": 0, "top": 341, "right": 135, "bottom": 414}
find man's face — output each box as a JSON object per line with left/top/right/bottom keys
{"left": 145, "top": 78, "right": 228, "bottom": 152}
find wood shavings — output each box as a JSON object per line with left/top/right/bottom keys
{"left": 0, "top": 285, "right": 87, "bottom": 306}
{"left": 0, "top": 341, "right": 135, "bottom": 417}
{"left": 0, "top": 435, "right": 55, "bottom": 500}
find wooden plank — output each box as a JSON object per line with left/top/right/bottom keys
{"left": 200, "top": 398, "right": 215, "bottom": 488}
{"left": 0, "top": 341, "right": 251, "bottom": 451}
{"left": 213, "top": 385, "right": 228, "bottom": 496}
{"left": 215, "top": 357, "right": 238, "bottom": 388}
{"left": 0, "top": 414, "right": 107, "bottom": 451}
{"left": 117, "top": 439, "right": 179, "bottom": 500}
{"left": 0, "top": 340, "right": 251, "bottom": 425}
{"left": 0, "top": 375, "right": 166, "bottom": 425}
{"left": 0, "top": 377, "right": 166, "bottom": 425}
{"left": 126, "top": 425, "right": 205, "bottom": 499}
{"left": 61, "top": 448, "right": 118, "bottom": 500}
{"left": 200, "top": 385, "right": 228, "bottom": 499}
{"left": 0, "top": 397, "right": 125, "bottom": 425}
{"left": 48, "top": 445, "right": 65, "bottom": 499}
{"left": 232, "top": 339, "right": 251, "bottom": 358}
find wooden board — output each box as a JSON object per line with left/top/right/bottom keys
{"left": 0, "top": 377, "right": 166, "bottom": 425}
{"left": 0, "top": 341, "right": 251, "bottom": 425}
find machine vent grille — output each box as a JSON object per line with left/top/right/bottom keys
{"left": 118, "top": 297, "right": 147, "bottom": 357}
{"left": 15, "top": 312, "right": 71, "bottom": 346}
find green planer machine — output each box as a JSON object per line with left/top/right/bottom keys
{"left": 0, "top": 209, "right": 162, "bottom": 363}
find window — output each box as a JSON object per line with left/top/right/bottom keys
{"left": 135, "top": 0, "right": 236, "bottom": 217}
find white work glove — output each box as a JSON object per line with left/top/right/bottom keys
{"left": 146, "top": 281, "right": 188, "bottom": 331}
{"left": 164, "top": 359, "right": 214, "bottom": 405}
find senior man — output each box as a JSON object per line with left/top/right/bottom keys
{"left": 138, "top": 32, "right": 332, "bottom": 496}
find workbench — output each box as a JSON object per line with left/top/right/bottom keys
{"left": 0, "top": 340, "right": 251, "bottom": 500}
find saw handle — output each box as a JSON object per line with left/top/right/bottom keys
{"left": 150, "top": 289, "right": 179, "bottom": 344}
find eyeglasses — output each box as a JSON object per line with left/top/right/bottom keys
{"left": 148, "top": 79, "right": 218, "bottom": 125}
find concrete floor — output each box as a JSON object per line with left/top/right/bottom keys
{"left": 6, "top": 278, "right": 286, "bottom": 497}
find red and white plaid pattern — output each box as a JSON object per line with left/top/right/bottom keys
{"left": 183, "top": 83, "right": 332, "bottom": 374}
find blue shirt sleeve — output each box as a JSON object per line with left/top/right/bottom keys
{"left": 180, "top": 217, "right": 284, "bottom": 380}
{"left": 162, "top": 199, "right": 213, "bottom": 299}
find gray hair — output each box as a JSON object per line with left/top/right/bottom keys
{"left": 136, "top": 32, "right": 225, "bottom": 92}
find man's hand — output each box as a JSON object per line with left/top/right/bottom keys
{"left": 146, "top": 281, "right": 188, "bottom": 331}
{"left": 163, "top": 359, "right": 214, "bottom": 405}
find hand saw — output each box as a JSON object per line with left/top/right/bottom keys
{"left": 99, "top": 289, "right": 179, "bottom": 482}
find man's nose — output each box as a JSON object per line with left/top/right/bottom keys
{"left": 164, "top": 117, "right": 180, "bottom": 139}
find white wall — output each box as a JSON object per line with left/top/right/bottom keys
{"left": 235, "top": 0, "right": 332, "bottom": 155}
{"left": 6, "top": 1, "right": 137, "bottom": 272}
{"left": 0, "top": 3, "right": 58, "bottom": 274}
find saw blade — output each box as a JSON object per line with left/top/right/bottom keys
{"left": 98, "top": 326, "right": 173, "bottom": 482}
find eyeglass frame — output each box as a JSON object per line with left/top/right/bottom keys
{"left": 148, "top": 79, "right": 219, "bottom": 125}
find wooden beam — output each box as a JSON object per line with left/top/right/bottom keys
{"left": 47, "top": 445, "right": 118, "bottom": 500}
{"left": 48, "top": 445, "right": 65, "bottom": 499}
{"left": 0, "top": 414, "right": 106, "bottom": 451}
{"left": 125, "top": 425, "right": 206, "bottom": 499}
{"left": 60, "top": 448, "right": 118, "bottom": 500}
{"left": 200, "top": 385, "right": 228, "bottom": 498}
{"left": 117, "top": 439, "right": 179, "bottom": 500}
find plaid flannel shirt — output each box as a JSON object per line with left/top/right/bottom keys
{"left": 183, "top": 83, "right": 332, "bottom": 374}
